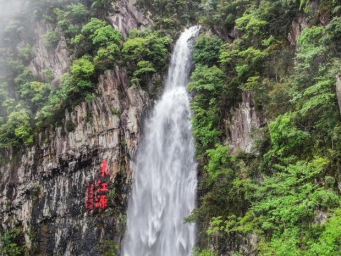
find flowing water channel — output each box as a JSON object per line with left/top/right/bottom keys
{"left": 122, "top": 26, "right": 200, "bottom": 256}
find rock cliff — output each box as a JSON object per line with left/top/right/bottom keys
{"left": 0, "top": 0, "right": 152, "bottom": 254}
{"left": 224, "top": 92, "right": 264, "bottom": 153}
{"left": 0, "top": 67, "right": 150, "bottom": 255}
{"left": 108, "top": 0, "right": 153, "bottom": 38}
{"left": 28, "top": 21, "right": 71, "bottom": 86}
{"left": 336, "top": 74, "right": 341, "bottom": 116}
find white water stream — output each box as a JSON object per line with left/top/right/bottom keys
{"left": 122, "top": 26, "right": 200, "bottom": 256}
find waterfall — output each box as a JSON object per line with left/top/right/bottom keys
{"left": 122, "top": 26, "right": 200, "bottom": 256}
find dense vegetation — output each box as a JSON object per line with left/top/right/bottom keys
{"left": 1, "top": 0, "right": 341, "bottom": 255}
{"left": 0, "top": 228, "right": 26, "bottom": 256}
{"left": 0, "top": 0, "right": 173, "bottom": 148}
{"left": 185, "top": 0, "right": 341, "bottom": 255}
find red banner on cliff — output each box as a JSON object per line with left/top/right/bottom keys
{"left": 85, "top": 160, "right": 110, "bottom": 210}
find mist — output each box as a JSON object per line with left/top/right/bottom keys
{"left": 0, "top": 0, "right": 26, "bottom": 35}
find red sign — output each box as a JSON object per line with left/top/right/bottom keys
{"left": 97, "top": 181, "right": 109, "bottom": 192}
{"left": 85, "top": 160, "right": 110, "bottom": 210}
{"left": 99, "top": 160, "right": 109, "bottom": 177}
{"left": 96, "top": 195, "right": 108, "bottom": 209}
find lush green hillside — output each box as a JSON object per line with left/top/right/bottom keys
{"left": 0, "top": 0, "right": 174, "bottom": 148}
{"left": 132, "top": 0, "right": 341, "bottom": 254}
{"left": 184, "top": 0, "right": 341, "bottom": 255}
{"left": 1, "top": 0, "right": 341, "bottom": 255}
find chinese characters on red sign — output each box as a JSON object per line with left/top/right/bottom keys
{"left": 99, "top": 160, "right": 110, "bottom": 177}
{"left": 85, "top": 160, "right": 110, "bottom": 210}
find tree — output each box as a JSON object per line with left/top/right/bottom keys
{"left": 122, "top": 30, "right": 171, "bottom": 86}
{"left": 193, "top": 34, "right": 222, "bottom": 67}
{"left": 71, "top": 55, "right": 95, "bottom": 81}
{"left": 0, "top": 105, "right": 33, "bottom": 147}
{"left": 189, "top": 65, "right": 225, "bottom": 151}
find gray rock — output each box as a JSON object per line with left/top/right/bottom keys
{"left": 107, "top": 0, "right": 153, "bottom": 38}
{"left": 336, "top": 74, "right": 341, "bottom": 115}
{"left": 0, "top": 67, "right": 150, "bottom": 255}
{"left": 224, "top": 92, "right": 264, "bottom": 153}
{"left": 28, "top": 21, "right": 71, "bottom": 85}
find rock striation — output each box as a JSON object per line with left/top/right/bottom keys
{"left": 108, "top": 0, "right": 153, "bottom": 38}
{"left": 29, "top": 21, "right": 71, "bottom": 86}
{"left": 0, "top": 67, "right": 150, "bottom": 255}
{"left": 224, "top": 92, "right": 264, "bottom": 153}
{"left": 0, "top": 0, "right": 152, "bottom": 254}
{"left": 336, "top": 74, "right": 341, "bottom": 116}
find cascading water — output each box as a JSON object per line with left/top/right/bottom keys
{"left": 122, "top": 26, "right": 200, "bottom": 256}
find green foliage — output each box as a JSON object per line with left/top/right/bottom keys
{"left": 1, "top": 1, "right": 341, "bottom": 255}
{"left": 18, "top": 44, "right": 34, "bottom": 63}
{"left": 307, "top": 208, "right": 341, "bottom": 255}
{"left": 35, "top": 82, "right": 69, "bottom": 128}
{"left": 4, "top": 60, "right": 25, "bottom": 79}
{"left": 198, "top": 0, "right": 249, "bottom": 30}
{"left": 206, "top": 158, "right": 339, "bottom": 254}
{"left": 43, "top": 30, "right": 60, "bottom": 48}
{"left": 134, "top": 0, "right": 199, "bottom": 24}
{"left": 63, "top": 56, "right": 95, "bottom": 97}
{"left": 0, "top": 106, "right": 33, "bottom": 147}
{"left": 90, "top": 0, "right": 114, "bottom": 15}
{"left": 291, "top": 23, "right": 341, "bottom": 155}
{"left": 187, "top": 146, "right": 253, "bottom": 254}
{"left": 131, "top": 61, "right": 156, "bottom": 84}
{"left": 205, "top": 144, "right": 234, "bottom": 180}
{"left": 67, "top": 3, "right": 88, "bottom": 23}
{"left": 81, "top": 18, "right": 122, "bottom": 47}
{"left": 265, "top": 113, "right": 310, "bottom": 161}
{"left": 193, "top": 248, "right": 217, "bottom": 256}
{"left": 14, "top": 68, "right": 34, "bottom": 87}
{"left": 73, "top": 18, "right": 123, "bottom": 71}
{"left": 193, "top": 34, "right": 222, "bottom": 67}
{"left": 93, "top": 43, "right": 120, "bottom": 70}
{"left": 296, "top": 26, "right": 325, "bottom": 72}
{"left": 189, "top": 65, "right": 225, "bottom": 151}
{"left": 266, "top": 81, "right": 292, "bottom": 117}
{"left": 99, "top": 240, "right": 119, "bottom": 256}
{"left": 235, "top": 11, "right": 268, "bottom": 37}
{"left": 90, "top": 25, "right": 121, "bottom": 47}
{"left": 251, "top": 158, "right": 338, "bottom": 234}
{"left": 299, "top": 78, "right": 335, "bottom": 116}
{"left": 189, "top": 65, "right": 225, "bottom": 95}
{"left": 186, "top": 1, "right": 341, "bottom": 255}
{"left": 0, "top": 83, "right": 9, "bottom": 116}
{"left": 0, "top": 1, "right": 119, "bottom": 149}
{"left": 1, "top": 228, "right": 25, "bottom": 256}
{"left": 20, "top": 81, "right": 51, "bottom": 110}
{"left": 52, "top": 3, "right": 90, "bottom": 41}
{"left": 71, "top": 55, "right": 95, "bottom": 80}
{"left": 122, "top": 30, "right": 171, "bottom": 86}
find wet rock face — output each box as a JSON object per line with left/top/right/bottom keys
{"left": 107, "top": 0, "right": 153, "bottom": 38}
{"left": 224, "top": 92, "right": 264, "bottom": 153}
{"left": 288, "top": 15, "right": 308, "bottom": 46}
{"left": 336, "top": 74, "right": 341, "bottom": 116}
{"left": 0, "top": 68, "right": 150, "bottom": 255}
{"left": 28, "top": 21, "right": 71, "bottom": 85}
